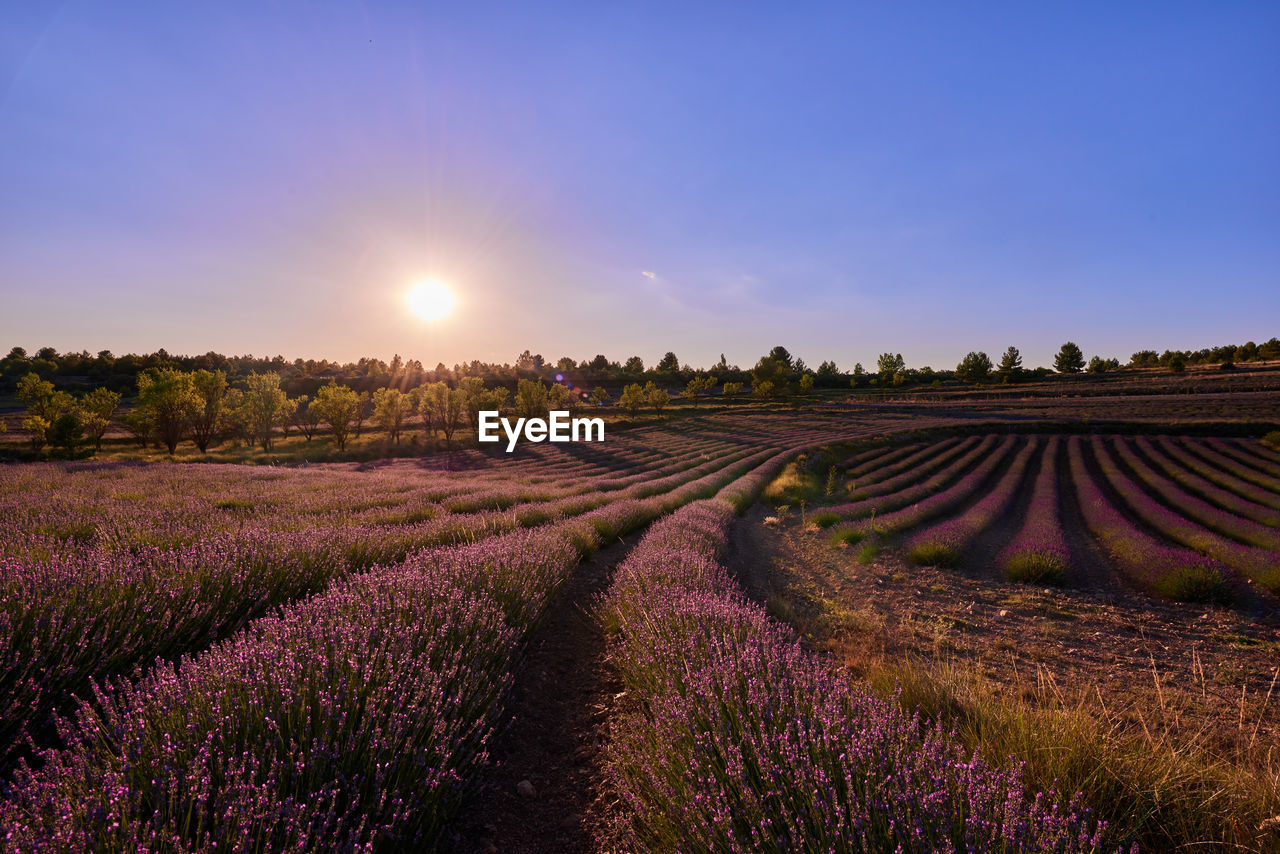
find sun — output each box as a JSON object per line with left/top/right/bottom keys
{"left": 406, "top": 280, "right": 456, "bottom": 321}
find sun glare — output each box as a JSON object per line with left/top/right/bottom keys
{"left": 406, "top": 280, "right": 456, "bottom": 321}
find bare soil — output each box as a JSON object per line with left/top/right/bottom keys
{"left": 728, "top": 504, "right": 1280, "bottom": 754}
{"left": 440, "top": 538, "right": 632, "bottom": 854}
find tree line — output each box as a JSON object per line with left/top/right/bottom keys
{"left": 4, "top": 335, "right": 1277, "bottom": 458}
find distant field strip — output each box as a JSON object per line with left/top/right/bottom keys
{"left": 816, "top": 433, "right": 1279, "bottom": 602}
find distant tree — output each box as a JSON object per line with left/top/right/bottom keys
{"left": 79, "top": 387, "right": 121, "bottom": 451}
{"left": 1129, "top": 350, "right": 1159, "bottom": 368}
{"left": 876, "top": 353, "right": 905, "bottom": 383}
{"left": 624, "top": 356, "right": 645, "bottom": 373}
{"left": 713, "top": 353, "right": 729, "bottom": 372}
{"left": 955, "top": 351, "right": 993, "bottom": 384}
{"left": 645, "top": 381, "right": 670, "bottom": 413}
{"left": 516, "top": 350, "right": 545, "bottom": 371}
{"left": 752, "top": 349, "right": 791, "bottom": 390}
{"left": 997, "top": 346, "right": 1022, "bottom": 382}
{"left": 187, "top": 370, "right": 227, "bottom": 452}
{"left": 1168, "top": 353, "right": 1186, "bottom": 374}
{"left": 656, "top": 352, "right": 680, "bottom": 373}
{"left": 459, "top": 378, "right": 510, "bottom": 434}
{"left": 1235, "top": 341, "right": 1258, "bottom": 363}
{"left": 311, "top": 382, "right": 360, "bottom": 451}
{"left": 722, "top": 381, "right": 742, "bottom": 395}
{"left": 555, "top": 356, "right": 577, "bottom": 372}
{"left": 588, "top": 354, "right": 610, "bottom": 371}
{"left": 136, "top": 368, "right": 201, "bottom": 455}
{"left": 240, "top": 372, "right": 289, "bottom": 451}
{"left": 588, "top": 386, "right": 610, "bottom": 407}
{"left": 16, "top": 373, "right": 74, "bottom": 423}
{"left": 850, "top": 363, "right": 866, "bottom": 388}
{"left": 767, "top": 346, "right": 794, "bottom": 370}
{"left": 421, "top": 382, "right": 466, "bottom": 447}
{"left": 798, "top": 373, "right": 815, "bottom": 392}
{"left": 515, "top": 379, "right": 550, "bottom": 420}
{"left": 352, "top": 391, "right": 373, "bottom": 438}
{"left": 22, "top": 416, "right": 50, "bottom": 454}
{"left": 815, "top": 360, "right": 839, "bottom": 385}
{"left": 753, "top": 380, "right": 775, "bottom": 400}
{"left": 619, "top": 383, "right": 646, "bottom": 416}
{"left": 1053, "top": 342, "right": 1085, "bottom": 374}
{"left": 684, "top": 375, "right": 714, "bottom": 403}
{"left": 291, "top": 395, "right": 322, "bottom": 441}
{"left": 48, "top": 412, "right": 86, "bottom": 459}
{"left": 549, "top": 383, "right": 579, "bottom": 412}
{"left": 371, "top": 387, "right": 412, "bottom": 443}
{"left": 1259, "top": 338, "right": 1280, "bottom": 361}
{"left": 1088, "top": 355, "right": 1120, "bottom": 374}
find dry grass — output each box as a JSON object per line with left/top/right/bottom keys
{"left": 745, "top": 510, "right": 1280, "bottom": 852}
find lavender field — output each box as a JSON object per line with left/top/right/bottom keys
{"left": 824, "top": 434, "right": 1280, "bottom": 602}
{"left": 2, "top": 412, "right": 1278, "bottom": 851}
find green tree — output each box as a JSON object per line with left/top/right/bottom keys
{"left": 290, "top": 395, "right": 322, "bottom": 441}
{"left": 645, "top": 381, "right": 670, "bottom": 413}
{"left": 624, "top": 355, "right": 645, "bottom": 374}
{"left": 136, "top": 368, "right": 201, "bottom": 455}
{"left": 722, "top": 381, "right": 742, "bottom": 395}
{"left": 766, "top": 346, "right": 794, "bottom": 370}
{"left": 549, "top": 383, "right": 579, "bottom": 412}
{"left": 798, "top": 373, "right": 815, "bottom": 392}
{"left": 656, "top": 352, "right": 680, "bottom": 373}
{"left": 753, "top": 380, "right": 775, "bottom": 400}
{"left": 1130, "top": 350, "right": 1159, "bottom": 368}
{"left": 1053, "top": 342, "right": 1085, "bottom": 374}
{"left": 588, "top": 387, "right": 610, "bottom": 407}
{"left": 459, "top": 378, "right": 510, "bottom": 434}
{"left": 955, "top": 351, "right": 992, "bottom": 384}
{"left": 48, "top": 412, "right": 86, "bottom": 459}
{"left": 22, "top": 416, "right": 50, "bottom": 454}
{"left": 16, "top": 373, "right": 74, "bottom": 423}
{"left": 353, "top": 391, "right": 373, "bottom": 437}
{"left": 421, "top": 382, "right": 467, "bottom": 446}
{"left": 515, "top": 379, "right": 550, "bottom": 419}
{"left": 1169, "top": 353, "right": 1186, "bottom": 374}
{"left": 241, "top": 372, "right": 289, "bottom": 451}
{"left": 876, "top": 353, "right": 905, "bottom": 383}
{"left": 79, "top": 387, "right": 121, "bottom": 451}
{"left": 619, "top": 383, "right": 646, "bottom": 416}
{"left": 997, "top": 346, "right": 1022, "bottom": 382}
{"left": 310, "top": 382, "right": 360, "bottom": 451}
{"left": 372, "top": 387, "right": 412, "bottom": 443}
{"left": 189, "top": 370, "right": 228, "bottom": 453}
{"left": 1088, "top": 355, "right": 1120, "bottom": 374}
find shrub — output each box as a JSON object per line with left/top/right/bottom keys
{"left": 1152, "top": 565, "right": 1230, "bottom": 603}
{"left": 811, "top": 510, "right": 841, "bottom": 529}
{"left": 1262, "top": 431, "right": 1280, "bottom": 452}
{"left": 1002, "top": 550, "right": 1067, "bottom": 585}
{"left": 906, "top": 539, "right": 959, "bottom": 568}
{"left": 828, "top": 527, "right": 864, "bottom": 547}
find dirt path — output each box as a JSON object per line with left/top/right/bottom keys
{"left": 440, "top": 538, "right": 633, "bottom": 854}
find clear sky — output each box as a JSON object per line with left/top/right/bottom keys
{"left": 2, "top": 2, "right": 1277, "bottom": 371}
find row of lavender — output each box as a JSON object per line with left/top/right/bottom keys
{"left": 0, "top": 433, "right": 761, "bottom": 771}
{"left": 827, "top": 434, "right": 1279, "bottom": 601}
{"left": 599, "top": 459, "right": 1110, "bottom": 851}
{"left": 0, "top": 438, "right": 792, "bottom": 849}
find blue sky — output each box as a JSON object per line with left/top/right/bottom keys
{"left": 2, "top": 2, "right": 1277, "bottom": 371}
